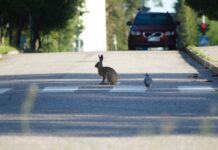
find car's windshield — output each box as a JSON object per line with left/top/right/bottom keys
{"left": 134, "top": 13, "right": 174, "bottom": 26}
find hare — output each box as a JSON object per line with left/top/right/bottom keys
{"left": 95, "top": 55, "right": 118, "bottom": 85}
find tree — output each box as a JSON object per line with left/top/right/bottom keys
{"left": 106, "top": 0, "right": 162, "bottom": 50}
{"left": 175, "top": 0, "right": 218, "bottom": 47}
{"left": 0, "top": 0, "right": 83, "bottom": 52}
{"left": 207, "top": 21, "right": 218, "bottom": 45}
{"left": 40, "top": 17, "right": 82, "bottom": 52}
{"left": 27, "top": 0, "right": 83, "bottom": 51}
{"left": 185, "top": 0, "right": 218, "bottom": 20}
{"left": 106, "top": 0, "right": 130, "bottom": 50}
{"left": 175, "top": 0, "right": 199, "bottom": 48}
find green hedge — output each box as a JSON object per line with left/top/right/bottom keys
{"left": 0, "top": 45, "right": 16, "bottom": 54}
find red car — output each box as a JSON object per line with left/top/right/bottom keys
{"left": 127, "top": 11, "right": 179, "bottom": 50}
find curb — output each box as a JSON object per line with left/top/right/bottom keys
{"left": 186, "top": 48, "right": 218, "bottom": 75}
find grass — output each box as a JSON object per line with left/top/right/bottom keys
{"left": 188, "top": 46, "right": 218, "bottom": 66}
{"left": 0, "top": 45, "right": 16, "bottom": 54}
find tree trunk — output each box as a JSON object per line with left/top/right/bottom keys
{"left": 8, "top": 21, "right": 13, "bottom": 46}
{"left": 15, "top": 18, "right": 25, "bottom": 49}
{"left": 33, "top": 27, "right": 40, "bottom": 52}
{"left": 29, "top": 13, "right": 34, "bottom": 52}
{"left": 0, "top": 14, "right": 3, "bottom": 45}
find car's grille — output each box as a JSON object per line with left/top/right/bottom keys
{"left": 143, "top": 32, "right": 163, "bottom": 38}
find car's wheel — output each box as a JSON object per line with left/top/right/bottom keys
{"left": 168, "top": 45, "right": 177, "bottom": 50}
{"left": 128, "top": 44, "right": 135, "bottom": 50}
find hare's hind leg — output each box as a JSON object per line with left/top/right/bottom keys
{"left": 106, "top": 75, "right": 113, "bottom": 85}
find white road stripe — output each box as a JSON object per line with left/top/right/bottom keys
{"left": 0, "top": 88, "right": 12, "bottom": 94}
{"left": 110, "top": 85, "right": 145, "bottom": 93}
{"left": 178, "top": 86, "right": 215, "bottom": 93}
{"left": 40, "top": 86, "right": 79, "bottom": 93}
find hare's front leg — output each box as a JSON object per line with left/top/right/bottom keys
{"left": 100, "top": 76, "right": 106, "bottom": 85}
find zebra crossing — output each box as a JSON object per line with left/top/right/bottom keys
{"left": 40, "top": 85, "right": 147, "bottom": 93}
{"left": 110, "top": 85, "right": 145, "bottom": 93}
{"left": 178, "top": 86, "right": 216, "bottom": 93}
{"left": 0, "top": 85, "right": 216, "bottom": 95}
{"left": 41, "top": 86, "right": 79, "bottom": 93}
{"left": 0, "top": 88, "right": 12, "bottom": 94}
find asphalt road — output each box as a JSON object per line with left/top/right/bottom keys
{"left": 0, "top": 50, "right": 218, "bottom": 149}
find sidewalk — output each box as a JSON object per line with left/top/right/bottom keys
{"left": 186, "top": 46, "right": 218, "bottom": 75}
{"left": 0, "top": 136, "right": 218, "bottom": 150}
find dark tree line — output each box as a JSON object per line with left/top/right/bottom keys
{"left": 185, "top": 0, "right": 218, "bottom": 20}
{"left": 0, "top": 0, "right": 83, "bottom": 52}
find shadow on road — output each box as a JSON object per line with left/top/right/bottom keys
{"left": 0, "top": 72, "right": 218, "bottom": 137}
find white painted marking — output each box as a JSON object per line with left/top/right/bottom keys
{"left": 178, "top": 86, "right": 215, "bottom": 93}
{"left": 40, "top": 86, "right": 79, "bottom": 93}
{"left": 0, "top": 88, "right": 12, "bottom": 94}
{"left": 79, "top": 88, "right": 111, "bottom": 91}
{"left": 110, "top": 86, "right": 145, "bottom": 93}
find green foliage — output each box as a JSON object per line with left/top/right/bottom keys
{"left": 0, "top": 45, "right": 15, "bottom": 54}
{"left": 185, "top": 0, "right": 218, "bottom": 20}
{"left": 175, "top": 0, "right": 199, "bottom": 48}
{"left": 206, "top": 21, "right": 218, "bottom": 45}
{"left": 106, "top": 0, "right": 143, "bottom": 50}
{"left": 106, "top": 0, "right": 131, "bottom": 50}
{"left": 0, "top": 0, "right": 83, "bottom": 52}
{"left": 185, "top": 0, "right": 218, "bottom": 46}
{"left": 40, "top": 16, "right": 81, "bottom": 52}
{"left": 175, "top": 0, "right": 218, "bottom": 48}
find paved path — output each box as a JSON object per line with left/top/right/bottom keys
{"left": 0, "top": 136, "right": 218, "bottom": 150}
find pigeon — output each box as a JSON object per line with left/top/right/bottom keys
{"left": 144, "top": 74, "right": 152, "bottom": 88}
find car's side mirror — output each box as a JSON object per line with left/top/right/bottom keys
{"left": 126, "top": 21, "right": 133, "bottom": 26}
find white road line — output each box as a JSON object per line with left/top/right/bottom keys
{"left": 110, "top": 85, "right": 145, "bottom": 93}
{"left": 0, "top": 88, "right": 12, "bottom": 94}
{"left": 79, "top": 88, "right": 111, "bottom": 91}
{"left": 178, "top": 86, "right": 215, "bottom": 93}
{"left": 40, "top": 86, "right": 79, "bottom": 93}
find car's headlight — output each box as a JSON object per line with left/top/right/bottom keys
{"left": 130, "top": 31, "right": 141, "bottom": 36}
{"left": 165, "top": 31, "right": 175, "bottom": 36}
{"left": 130, "top": 27, "right": 141, "bottom": 36}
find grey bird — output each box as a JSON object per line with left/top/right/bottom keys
{"left": 144, "top": 74, "right": 152, "bottom": 88}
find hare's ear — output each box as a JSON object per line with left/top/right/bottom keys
{"left": 99, "top": 55, "right": 103, "bottom": 62}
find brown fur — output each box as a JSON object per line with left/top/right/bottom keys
{"left": 95, "top": 55, "right": 118, "bottom": 85}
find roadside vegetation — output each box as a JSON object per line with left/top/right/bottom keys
{"left": 107, "top": 0, "right": 218, "bottom": 50}
{"left": 0, "top": 0, "right": 218, "bottom": 52}
{"left": 188, "top": 46, "right": 218, "bottom": 66}
{"left": 175, "top": 0, "right": 218, "bottom": 49}
{"left": 0, "top": 0, "right": 83, "bottom": 52}
{"left": 0, "top": 45, "right": 15, "bottom": 54}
